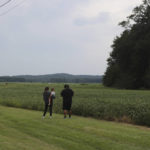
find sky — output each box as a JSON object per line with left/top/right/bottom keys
{"left": 0, "top": 0, "right": 142, "bottom": 76}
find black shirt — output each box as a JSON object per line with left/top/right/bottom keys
{"left": 43, "top": 91, "right": 50, "bottom": 104}
{"left": 61, "top": 88, "right": 74, "bottom": 102}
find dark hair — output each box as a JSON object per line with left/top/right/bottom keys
{"left": 51, "top": 88, "right": 54, "bottom": 91}
{"left": 44, "top": 87, "right": 49, "bottom": 92}
{"left": 64, "top": 84, "right": 69, "bottom": 89}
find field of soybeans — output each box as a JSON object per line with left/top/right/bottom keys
{"left": 0, "top": 83, "right": 150, "bottom": 126}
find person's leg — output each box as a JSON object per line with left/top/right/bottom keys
{"left": 68, "top": 102, "right": 72, "bottom": 118}
{"left": 64, "top": 110, "right": 67, "bottom": 118}
{"left": 49, "top": 105, "right": 52, "bottom": 117}
{"left": 49, "top": 100, "right": 53, "bottom": 117}
{"left": 69, "top": 110, "right": 72, "bottom": 118}
{"left": 43, "top": 104, "right": 48, "bottom": 117}
{"left": 63, "top": 100, "right": 67, "bottom": 118}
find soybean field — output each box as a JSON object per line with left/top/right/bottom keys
{"left": 0, "top": 83, "right": 150, "bottom": 126}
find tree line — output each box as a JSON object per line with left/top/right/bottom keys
{"left": 0, "top": 74, "right": 102, "bottom": 83}
{"left": 103, "top": 0, "right": 150, "bottom": 89}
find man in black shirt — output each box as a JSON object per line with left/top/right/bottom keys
{"left": 61, "top": 84, "right": 74, "bottom": 118}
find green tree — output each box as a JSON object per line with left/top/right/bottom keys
{"left": 103, "top": 0, "right": 150, "bottom": 89}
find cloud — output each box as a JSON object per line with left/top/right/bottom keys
{"left": 74, "top": 12, "right": 110, "bottom": 26}
{"left": 0, "top": 0, "right": 142, "bottom": 75}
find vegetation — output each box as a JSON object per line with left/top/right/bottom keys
{"left": 0, "top": 73, "right": 102, "bottom": 83}
{"left": 0, "top": 76, "right": 26, "bottom": 82}
{"left": 103, "top": 0, "right": 150, "bottom": 89}
{"left": 0, "top": 83, "right": 150, "bottom": 126}
{"left": 0, "top": 105, "right": 150, "bottom": 150}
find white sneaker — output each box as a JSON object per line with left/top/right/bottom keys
{"left": 50, "top": 116, "right": 52, "bottom": 119}
{"left": 42, "top": 116, "right": 45, "bottom": 119}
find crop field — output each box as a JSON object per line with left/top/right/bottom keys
{"left": 0, "top": 83, "right": 150, "bottom": 126}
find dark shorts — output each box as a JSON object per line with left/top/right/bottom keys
{"left": 63, "top": 100, "right": 72, "bottom": 110}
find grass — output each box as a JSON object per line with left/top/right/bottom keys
{"left": 0, "top": 105, "right": 150, "bottom": 150}
{"left": 0, "top": 83, "right": 150, "bottom": 126}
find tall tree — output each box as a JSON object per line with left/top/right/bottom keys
{"left": 103, "top": 0, "right": 150, "bottom": 89}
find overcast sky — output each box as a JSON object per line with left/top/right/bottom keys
{"left": 0, "top": 0, "right": 142, "bottom": 76}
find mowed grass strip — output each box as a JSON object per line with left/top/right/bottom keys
{"left": 0, "top": 106, "right": 150, "bottom": 150}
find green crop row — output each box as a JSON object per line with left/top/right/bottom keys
{"left": 0, "top": 83, "right": 150, "bottom": 126}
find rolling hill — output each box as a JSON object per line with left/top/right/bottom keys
{"left": 0, "top": 73, "right": 102, "bottom": 83}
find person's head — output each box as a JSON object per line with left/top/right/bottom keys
{"left": 64, "top": 84, "right": 69, "bottom": 89}
{"left": 44, "top": 87, "right": 49, "bottom": 92}
{"left": 51, "top": 88, "right": 54, "bottom": 91}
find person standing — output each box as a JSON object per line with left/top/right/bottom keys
{"left": 42, "top": 87, "right": 51, "bottom": 118}
{"left": 49, "top": 88, "right": 56, "bottom": 118}
{"left": 61, "top": 84, "right": 74, "bottom": 118}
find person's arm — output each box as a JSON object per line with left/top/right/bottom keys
{"left": 61, "top": 90, "right": 64, "bottom": 97}
{"left": 43, "top": 92, "right": 45, "bottom": 101}
{"left": 48, "top": 93, "right": 51, "bottom": 105}
{"left": 71, "top": 90, "right": 74, "bottom": 97}
{"left": 48, "top": 97, "right": 51, "bottom": 105}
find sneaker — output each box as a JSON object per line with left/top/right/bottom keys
{"left": 50, "top": 116, "right": 52, "bottom": 119}
{"left": 42, "top": 116, "right": 45, "bottom": 119}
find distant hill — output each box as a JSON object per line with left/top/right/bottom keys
{"left": 0, "top": 73, "right": 102, "bottom": 83}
